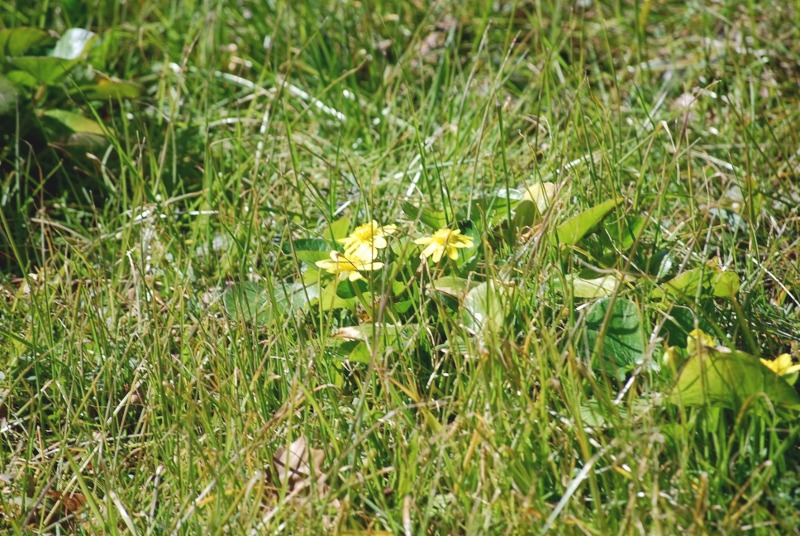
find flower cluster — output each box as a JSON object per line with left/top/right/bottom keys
{"left": 315, "top": 220, "right": 475, "bottom": 282}
{"left": 316, "top": 220, "right": 395, "bottom": 281}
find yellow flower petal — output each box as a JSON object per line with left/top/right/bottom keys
{"left": 315, "top": 251, "right": 383, "bottom": 281}
{"left": 415, "top": 228, "right": 474, "bottom": 262}
{"left": 337, "top": 220, "right": 397, "bottom": 261}
{"left": 760, "top": 354, "right": 800, "bottom": 376}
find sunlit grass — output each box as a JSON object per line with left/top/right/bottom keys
{"left": 2, "top": 0, "right": 800, "bottom": 533}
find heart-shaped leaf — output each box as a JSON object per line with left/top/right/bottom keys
{"left": 586, "top": 297, "right": 649, "bottom": 378}
{"left": 463, "top": 280, "right": 509, "bottom": 334}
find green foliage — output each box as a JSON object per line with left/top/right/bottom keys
{"left": 0, "top": 25, "right": 140, "bottom": 269}
{"left": 3, "top": 1, "right": 800, "bottom": 534}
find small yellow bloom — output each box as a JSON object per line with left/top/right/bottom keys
{"left": 315, "top": 251, "right": 383, "bottom": 281}
{"left": 686, "top": 329, "right": 717, "bottom": 355}
{"left": 760, "top": 354, "right": 800, "bottom": 376}
{"left": 337, "top": 220, "right": 398, "bottom": 261}
{"left": 414, "top": 228, "right": 474, "bottom": 263}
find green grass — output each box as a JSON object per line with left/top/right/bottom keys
{"left": 2, "top": 0, "right": 800, "bottom": 533}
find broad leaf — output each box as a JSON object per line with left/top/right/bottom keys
{"left": 331, "top": 323, "right": 419, "bottom": 363}
{"left": 555, "top": 198, "right": 622, "bottom": 246}
{"left": 586, "top": 297, "right": 648, "bottom": 378}
{"left": 429, "top": 276, "right": 471, "bottom": 299}
{"left": 42, "top": 109, "right": 105, "bottom": 134}
{"left": 463, "top": 280, "right": 509, "bottom": 333}
{"left": 326, "top": 215, "right": 351, "bottom": 242}
{"left": 402, "top": 201, "right": 450, "bottom": 230}
{"left": 0, "top": 75, "right": 18, "bottom": 115}
{"left": 565, "top": 274, "right": 625, "bottom": 299}
{"left": 653, "top": 267, "right": 740, "bottom": 300}
{"left": 711, "top": 271, "right": 740, "bottom": 298}
{"left": 603, "top": 215, "right": 646, "bottom": 250}
{"left": 11, "top": 56, "right": 80, "bottom": 84}
{"left": 671, "top": 349, "right": 800, "bottom": 412}
{"left": 223, "top": 281, "right": 315, "bottom": 326}
{"left": 512, "top": 199, "right": 537, "bottom": 229}
{"left": 51, "top": 28, "right": 95, "bottom": 60}
{"left": 0, "top": 27, "right": 52, "bottom": 58}
{"left": 77, "top": 78, "right": 142, "bottom": 100}
{"left": 282, "top": 238, "right": 333, "bottom": 263}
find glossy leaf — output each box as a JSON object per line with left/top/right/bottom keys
{"left": 51, "top": 28, "right": 95, "bottom": 60}
{"left": 586, "top": 297, "right": 648, "bottom": 378}
{"left": 555, "top": 198, "right": 622, "bottom": 246}
{"left": 565, "top": 274, "right": 625, "bottom": 299}
{"left": 463, "top": 280, "right": 508, "bottom": 333}
{"left": 42, "top": 109, "right": 105, "bottom": 134}
{"left": 332, "top": 323, "right": 419, "bottom": 363}
{"left": 671, "top": 349, "right": 800, "bottom": 412}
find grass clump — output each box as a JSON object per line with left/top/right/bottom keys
{"left": 2, "top": 0, "right": 800, "bottom": 533}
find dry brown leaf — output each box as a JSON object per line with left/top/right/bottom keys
{"left": 272, "top": 435, "right": 325, "bottom": 492}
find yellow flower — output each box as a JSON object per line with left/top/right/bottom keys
{"left": 337, "top": 220, "right": 398, "bottom": 261}
{"left": 760, "top": 354, "right": 800, "bottom": 376}
{"left": 686, "top": 328, "right": 717, "bottom": 355}
{"left": 414, "top": 228, "right": 474, "bottom": 262}
{"left": 315, "top": 251, "right": 383, "bottom": 282}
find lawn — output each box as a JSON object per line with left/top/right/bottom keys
{"left": 2, "top": 0, "right": 800, "bottom": 533}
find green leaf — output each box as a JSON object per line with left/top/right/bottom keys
{"left": 223, "top": 281, "right": 315, "bottom": 326}
{"left": 555, "top": 198, "right": 622, "bottom": 246}
{"left": 586, "top": 298, "right": 649, "bottom": 378}
{"left": 51, "top": 28, "right": 95, "bottom": 60}
{"left": 318, "top": 281, "right": 356, "bottom": 311}
{"left": 4, "top": 69, "right": 38, "bottom": 88}
{"left": 711, "top": 271, "right": 740, "bottom": 298}
{"left": 659, "top": 305, "right": 701, "bottom": 348}
{"left": 565, "top": 274, "right": 626, "bottom": 299}
{"left": 326, "top": 215, "right": 351, "bottom": 242}
{"left": 11, "top": 56, "right": 79, "bottom": 84}
{"left": 0, "top": 27, "right": 52, "bottom": 58}
{"left": 652, "top": 267, "right": 740, "bottom": 300}
{"left": 512, "top": 199, "right": 537, "bottom": 229}
{"left": 429, "top": 276, "right": 471, "bottom": 299}
{"left": 42, "top": 109, "right": 105, "bottom": 134}
{"left": 603, "top": 215, "right": 646, "bottom": 250}
{"left": 0, "top": 75, "right": 18, "bottom": 116}
{"left": 332, "top": 323, "right": 419, "bottom": 363}
{"left": 402, "top": 201, "right": 449, "bottom": 230}
{"left": 223, "top": 282, "right": 271, "bottom": 325}
{"left": 77, "top": 78, "right": 142, "bottom": 100}
{"left": 466, "top": 195, "right": 513, "bottom": 229}
{"left": 282, "top": 238, "right": 333, "bottom": 263}
{"left": 463, "top": 280, "right": 509, "bottom": 334}
{"left": 671, "top": 349, "right": 800, "bottom": 412}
